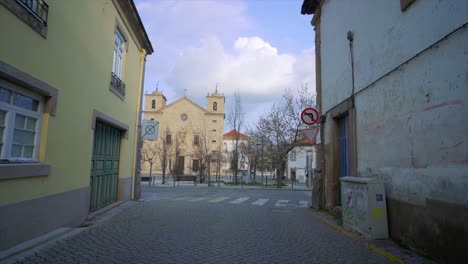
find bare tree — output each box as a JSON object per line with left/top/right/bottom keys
{"left": 227, "top": 91, "right": 244, "bottom": 183}
{"left": 255, "top": 85, "right": 316, "bottom": 188}
{"left": 142, "top": 140, "right": 158, "bottom": 186}
{"left": 173, "top": 133, "right": 182, "bottom": 176}
{"left": 212, "top": 144, "right": 224, "bottom": 187}
{"left": 193, "top": 131, "right": 210, "bottom": 184}
{"left": 240, "top": 132, "right": 258, "bottom": 183}
{"left": 155, "top": 131, "right": 172, "bottom": 184}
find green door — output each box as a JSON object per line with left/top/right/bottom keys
{"left": 89, "top": 121, "right": 121, "bottom": 212}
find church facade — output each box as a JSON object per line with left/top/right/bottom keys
{"left": 142, "top": 89, "right": 225, "bottom": 177}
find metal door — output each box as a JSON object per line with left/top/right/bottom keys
{"left": 89, "top": 122, "right": 121, "bottom": 212}
{"left": 338, "top": 114, "right": 350, "bottom": 205}
{"left": 338, "top": 114, "right": 350, "bottom": 177}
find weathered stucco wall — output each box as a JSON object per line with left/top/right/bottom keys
{"left": 357, "top": 27, "right": 468, "bottom": 206}
{"left": 318, "top": 0, "right": 468, "bottom": 261}
{"left": 320, "top": 0, "right": 468, "bottom": 112}
{"left": 356, "top": 26, "right": 468, "bottom": 262}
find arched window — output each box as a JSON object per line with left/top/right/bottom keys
{"left": 213, "top": 102, "right": 217, "bottom": 111}
{"left": 151, "top": 99, "right": 156, "bottom": 109}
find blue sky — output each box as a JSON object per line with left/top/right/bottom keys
{"left": 135, "top": 0, "right": 316, "bottom": 128}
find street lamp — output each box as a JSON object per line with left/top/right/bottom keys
{"left": 256, "top": 137, "right": 264, "bottom": 187}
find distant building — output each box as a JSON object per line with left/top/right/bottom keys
{"left": 286, "top": 140, "right": 317, "bottom": 185}
{"left": 0, "top": 0, "right": 152, "bottom": 250}
{"left": 142, "top": 89, "right": 225, "bottom": 177}
{"left": 222, "top": 129, "right": 251, "bottom": 174}
{"left": 302, "top": 0, "right": 467, "bottom": 262}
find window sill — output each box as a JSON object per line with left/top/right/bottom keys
{"left": 0, "top": 0, "right": 48, "bottom": 38}
{"left": 0, "top": 162, "right": 51, "bottom": 180}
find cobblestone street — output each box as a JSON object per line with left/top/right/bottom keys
{"left": 7, "top": 189, "right": 431, "bottom": 264}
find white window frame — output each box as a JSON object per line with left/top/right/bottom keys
{"left": 0, "top": 79, "right": 43, "bottom": 161}
{"left": 290, "top": 150, "right": 296, "bottom": 161}
{"left": 112, "top": 27, "right": 126, "bottom": 79}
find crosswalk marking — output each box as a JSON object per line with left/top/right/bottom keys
{"left": 173, "top": 197, "right": 191, "bottom": 201}
{"left": 275, "top": 200, "right": 289, "bottom": 207}
{"left": 189, "top": 197, "right": 209, "bottom": 202}
{"left": 208, "top": 197, "right": 230, "bottom": 203}
{"left": 144, "top": 195, "right": 309, "bottom": 209}
{"left": 252, "top": 198, "right": 269, "bottom": 206}
{"left": 142, "top": 196, "right": 167, "bottom": 201}
{"left": 229, "top": 197, "right": 249, "bottom": 204}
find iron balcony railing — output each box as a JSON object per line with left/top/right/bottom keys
{"left": 111, "top": 72, "right": 126, "bottom": 97}
{"left": 17, "top": 0, "right": 49, "bottom": 24}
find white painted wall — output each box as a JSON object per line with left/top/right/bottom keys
{"left": 287, "top": 146, "right": 316, "bottom": 183}
{"left": 320, "top": 0, "right": 468, "bottom": 112}
{"left": 222, "top": 139, "right": 249, "bottom": 171}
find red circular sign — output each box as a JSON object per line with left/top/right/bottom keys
{"left": 301, "top": 107, "right": 319, "bottom": 126}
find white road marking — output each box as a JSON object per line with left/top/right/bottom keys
{"left": 252, "top": 198, "right": 269, "bottom": 206}
{"left": 208, "top": 197, "right": 230, "bottom": 203}
{"left": 275, "top": 200, "right": 289, "bottom": 207}
{"left": 189, "top": 197, "right": 210, "bottom": 202}
{"left": 298, "top": 201, "right": 309, "bottom": 208}
{"left": 142, "top": 196, "right": 167, "bottom": 201}
{"left": 173, "top": 197, "right": 191, "bottom": 201}
{"left": 229, "top": 197, "right": 250, "bottom": 204}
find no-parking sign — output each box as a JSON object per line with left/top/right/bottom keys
{"left": 301, "top": 107, "right": 319, "bottom": 126}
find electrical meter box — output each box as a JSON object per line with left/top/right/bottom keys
{"left": 340, "top": 176, "right": 389, "bottom": 239}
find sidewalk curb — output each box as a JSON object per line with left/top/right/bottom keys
{"left": 0, "top": 228, "right": 81, "bottom": 264}
{"left": 0, "top": 200, "right": 137, "bottom": 264}
{"left": 312, "top": 214, "right": 405, "bottom": 264}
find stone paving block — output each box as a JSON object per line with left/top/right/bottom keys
{"left": 6, "top": 189, "right": 433, "bottom": 264}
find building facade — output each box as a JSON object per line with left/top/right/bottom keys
{"left": 302, "top": 0, "right": 468, "bottom": 262}
{"left": 0, "top": 0, "right": 152, "bottom": 250}
{"left": 142, "top": 90, "right": 225, "bottom": 177}
{"left": 286, "top": 144, "right": 316, "bottom": 185}
{"left": 222, "top": 129, "right": 250, "bottom": 174}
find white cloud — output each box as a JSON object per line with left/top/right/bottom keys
{"left": 136, "top": 0, "right": 253, "bottom": 43}
{"left": 135, "top": 0, "right": 316, "bottom": 124}
{"left": 165, "top": 36, "right": 315, "bottom": 100}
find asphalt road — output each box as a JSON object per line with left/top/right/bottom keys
{"left": 9, "top": 188, "right": 425, "bottom": 264}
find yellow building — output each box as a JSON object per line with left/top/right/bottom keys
{"left": 0, "top": 0, "right": 153, "bottom": 250}
{"left": 142, "top": 89, "right": 225, "bottom": 177}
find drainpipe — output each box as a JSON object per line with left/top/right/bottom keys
{"left": 347, "top": 31, "right": 358, "bottom": 176}
{"left": 132, "top": 48, "right": 147, "bottom": 200}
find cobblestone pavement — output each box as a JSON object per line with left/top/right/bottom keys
{"left": 10, "top": 189, "right": 431, "bottom": 264}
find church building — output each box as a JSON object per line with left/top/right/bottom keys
{"left": 142, "top": 88, "right": 225, "bottom": 177}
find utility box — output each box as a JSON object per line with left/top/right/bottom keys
{"left": 340, "top": 177, "right": 389, "bottom": 239}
